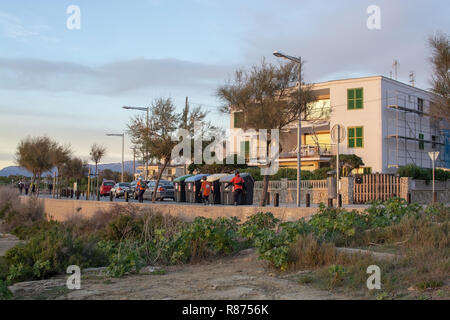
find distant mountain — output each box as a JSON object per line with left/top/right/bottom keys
{"left": 0, "top": 161, "right": 137, "bottom": 177}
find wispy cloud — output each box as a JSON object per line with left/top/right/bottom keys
{"left": 0, "top": 11, "right": 49, "bottom": 40}
{"left": 0, "top": 57, "right": 233, "bottom": 96}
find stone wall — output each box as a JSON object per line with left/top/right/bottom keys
{"left": 21, "top": 197, "right": 366, "bottom": 223}
{"left": 253, "top": 179, "right": 329, "bottom": 205}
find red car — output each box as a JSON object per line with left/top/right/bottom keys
{"left": 100, "top": 180, "right": 116, "bottom": 196}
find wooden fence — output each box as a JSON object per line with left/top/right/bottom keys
{"left": 353, "top": 174, "right": 400, "bottom": 204}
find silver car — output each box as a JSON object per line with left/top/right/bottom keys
{"left": 143, "top": 180, "right": 175, "bottom": 201}
{"left": 111, "top": 182, "right": 131, "bottom": 198}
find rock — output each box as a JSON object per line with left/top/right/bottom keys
{"left": 139, "top": 266, "right": 161, "bottom": 275}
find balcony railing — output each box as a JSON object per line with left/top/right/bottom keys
{"left": 280, "top": 144, "right": 333, "bottom": 158}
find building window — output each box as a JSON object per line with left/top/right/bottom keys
{"left": 419, "top": 134, "right": 424, "bottom": 150}
{"left": 240, "top": 140, "right": 250, "bottom": 160}
{"left": 348, "top": 127, "right": 364, "bottom": 148}
{"left": 347, "top": 88, "right": 363, "bottom": 110}
{"left": 432, "top": 135, "right": 437, "bottom": 149}
{"left": 234, "top": 112, "right": 244, "bottom": 128}
{"left": 418, "top": 98, "right": 424, "bottom": 112}
{"left": 363, "top": 167, "right": 372, "bottom": 174}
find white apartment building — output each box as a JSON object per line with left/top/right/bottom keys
{"left": 230, "top": 75, "right": 449, "bottom": 174}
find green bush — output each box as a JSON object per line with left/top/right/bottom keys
{"left": 170, "top": 217, "right": 240, "bottom": 264}
{"left": 0, "top": 280, "right": 12, "bottom": 300}
{"left": 398, "top": 164, "right": 449, "bottom": 181}
{"left": 4, "top": 224, "right": 108, "bottom": 283}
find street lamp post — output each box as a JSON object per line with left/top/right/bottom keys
{"left": 123, "top": 106, "right": 150, "bottom": 180}
{"left": 273, "top": 51, "right": 302, "bottom": 207}
{"left": 106, "top": 133, "right": 125, "bottom": 182}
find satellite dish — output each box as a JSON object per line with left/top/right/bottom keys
{"left": 331, "top": 124, "right": 346, "bottom": 143}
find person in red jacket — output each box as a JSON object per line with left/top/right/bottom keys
{"left": 200, "top": 176, "right": 212, "bottom": 205}
{"left": 136, "top": 177, "right": 147, "bottom": 203}
{"left": 226, "top": 170, "right": 245, "bottom": 206}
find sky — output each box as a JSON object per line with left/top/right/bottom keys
{"left": 0, "top": 0, "right": 449, "bottom": 169}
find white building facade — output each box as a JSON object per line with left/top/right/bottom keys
{"left": 230, "top": 76, "right": 449, "bottom": 173}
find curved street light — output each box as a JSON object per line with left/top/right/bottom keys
{"left": 273, "top": 51, "right": 302, "bottom": 207}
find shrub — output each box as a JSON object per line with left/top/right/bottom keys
{"left": 4, "top": 224, "right": 108, "bottom": 283}
{"left": 170, "top": 217, "right": 240, "bottom": 264}
{"left": 103, "top": 241, "right": 146, "bottom": 278}
{"left": 0, "top": 279, "right": 12, "bottom": 300}
{"left": 398, "top": 164, "right": 449, "bottom": 181}
{"left": 0, "top": 187, "right": 45, "bottom": 234}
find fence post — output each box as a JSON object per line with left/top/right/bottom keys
{"left": 274, "top": 193, "right": 279, "bottom": 207}
{"left": 306, "top": 193, "right": 310, "bottom": 207}
{"left": 328, "top": 198, "right": 333, "bottom": 208}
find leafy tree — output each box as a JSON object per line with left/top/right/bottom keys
{"left": 330, "top": 154, "right": 364, "bottom": 177}
{"left": 15, "top": 136, "right": 58, "bottom": 195}
{"left": 179, "top": 98, "right": 217, "bottom": 174}
{"left": 61, "top": 157, "right": 87, "bottom": 186}
{"left": 428, "top": 32, "right": 450, "bottom": 122}
{"left": 50, "top": 144, "right": 72, "bottom": 196}
{"left": 217, "top": 59, "right": 318, "bottom": 206}
{"left": 89, "top": 144, "right": 107, "bottom": 200}
{"left": 148, "top": 98, "right": 181, "bottom": 202}
{"left": 127, "top": 114, "right": 152, "bottom": 179}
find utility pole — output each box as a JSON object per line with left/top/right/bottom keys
{"left": 132, "top": 147, "right": 136, "bottom": 179}
{"left": 273, "top": 51, "right": 303, "bottom": 207}
{"left": 297, "top": 57, "right": 302, "bottom": 207}
{"left": 184, "top": 96, "right": 189, "bottom": 175}
{"left": 87, "top": 167, "right": 90, "bottom": 200}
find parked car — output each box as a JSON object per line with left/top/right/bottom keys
{"left": 111, "top": 182, "right": 131, "bottom": 198}
{"left": 130, "top": 180, "right": 151, "bottom": 200}
{"left": 129, "top": 180, "right": 138, "bottom": 199}
{"left": 144, "top": 180, "right": 175, "bottom": 201}
{"left": 100, "top": 180, "right": 116, "bottom": 196}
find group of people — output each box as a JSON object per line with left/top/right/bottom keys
{"left": 17, "top": 180, "right": 53, "bottom": 196}
{"left": 17, "top": 180, "right": 33, "bottom": 195}
{"left": 199, "top": 170, "right": 246, "bottom": 206}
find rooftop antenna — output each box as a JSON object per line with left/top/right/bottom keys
{"left": 409, "top": 71, "right": 415, "bottom": 87}
{"left": 392, "top": 59, "right": 400, "bottom": 80}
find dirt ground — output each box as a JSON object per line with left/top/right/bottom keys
{"left": 7, "top": 249, "right": 354, "bottom": 300}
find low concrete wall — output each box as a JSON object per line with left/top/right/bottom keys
{"left": 22, "top": 197, "right": 366, "bottom": 223}
{"left": 409, "top": 180, "right": 449, "bottom": 204}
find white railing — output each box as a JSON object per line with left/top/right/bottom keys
{"left": 254, "top": 180, "right": 328, "bottom": 190}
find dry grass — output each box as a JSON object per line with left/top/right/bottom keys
{"left": 0, "top": 186, "right": 45, "bottom": 234}
{"left": 290, "top": 213, "right": 449, "bottom": 299}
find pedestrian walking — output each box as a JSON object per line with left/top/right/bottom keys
{"left": 18, "top": 181, "right": 24, "bottom": 195}
{"left": 200, "top": 176, "right": 212, "bottom": 206}
{"left": 225, "top": 170, "right": 245, "bottom": 206}
{"left": 136, "top": 177, "right": 147, "bottom": 203}
{"left": 24, "top": 181, "right": 30, "bottom": 195}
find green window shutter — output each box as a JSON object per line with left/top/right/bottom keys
{"left": 356, "top": 138, "right": 363, "bottom": 147}
{"left": 348, "top": 88, "right": 363, "bottom": 109}
{"left": 355, "top": 99, "right": 363, "bottom": 109}
{"left": 356, "top": 88, "right": 363, "bottom": 99}
{"left": 234, "top": 112, "right": 243, "bottom": 128}
{"left": 348, "top": 89, "right": 355, "bottom": 99}
{"left": 240, "top": 141, "right": 250, "bottom": 155}
{"left": 348, "top": 127, "right": 355, "bottom": 138}
{"left": 419, "top": 134, "right": 424, "bottom": 150}
{"left": 356, "top": 127, "right": 363, "bottom": 147}
{"left": 348, "top": 138, "right": 355, "bottom": 148}
{"left": 348, "top": 127, "right": 363, "bottom": 148}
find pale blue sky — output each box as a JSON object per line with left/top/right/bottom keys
{"left": 0, "top": 0, "right": 449, "bottom": 168}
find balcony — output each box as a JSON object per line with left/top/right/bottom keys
{"left": 280, "top": 144, "right": 333, "bottom": 159}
